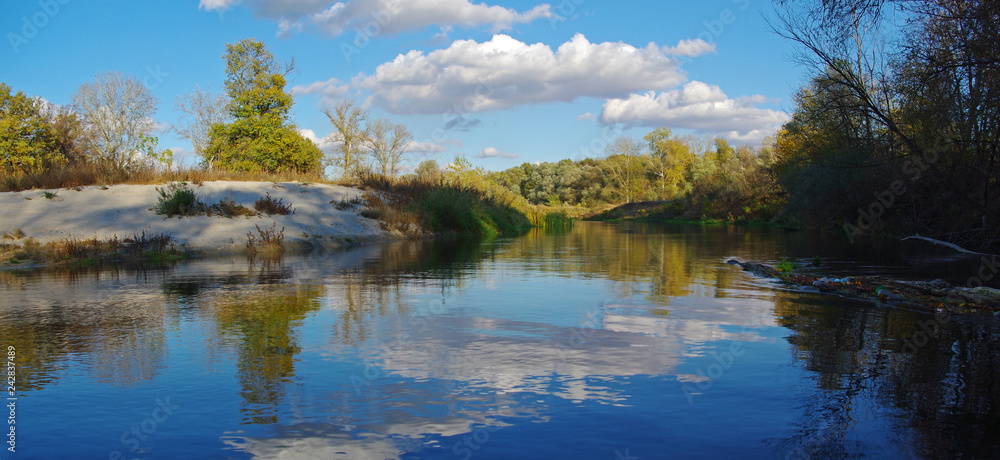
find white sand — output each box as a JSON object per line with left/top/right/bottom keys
{"left": 0, "top": 181, "right": 393, "bottom": 253}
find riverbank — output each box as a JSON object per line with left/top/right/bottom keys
{"left": 0, "top": 181, "right": 394, "bottom": 269}
{"left": 728, "top": 259, "right": 1000, "bottom": 316}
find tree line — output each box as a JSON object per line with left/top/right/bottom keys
{"left": 5, "top": 0, "right": 996, "bottom": 250}
{"left": 0, "top": 38, "right": 414, "bottom": 189}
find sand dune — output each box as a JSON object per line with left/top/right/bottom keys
{"left": 0, "top": 181, "right": 393, "bottom": 253}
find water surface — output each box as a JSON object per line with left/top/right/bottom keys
{"left": 3, "top": 222, "right": 998, "bottom": 459}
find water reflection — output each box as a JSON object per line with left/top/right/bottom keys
{"left": 2, "top": 223, "right": 999, "bottom": 458}
{"left": 772, "top": 289, "right": 1000, "bottom": 458}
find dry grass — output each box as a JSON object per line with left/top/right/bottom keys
{"left": 254, "top": 193, "right": 293, "bottom": 215}
{"left": 1, "top": 231, "right": 179, "bottom": 267}
{"left": 1, "top": 163, "right": 326, "bottom": 193}
{"left": 245, "top": 223, "right": 285, "bottom": 256}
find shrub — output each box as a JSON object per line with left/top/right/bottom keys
{"left": 154, "top": 182, "right": 203, "bottom": 217}
{"left": 209, "top": 197, "right": 255, "bottom": 217}
{"left": 254, "top": 192, "right": 292, "bottom": 215}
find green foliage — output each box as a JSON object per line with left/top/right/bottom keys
{"left": 416, "top": 186, "right": 531, "bottom": 237}
{"left": 361, "top": 174, "right": 532, "bottom": 238}
{"left": 0, "top": 83, "right": 63, "bottom": 174}
{"left": 775, "top": 259, "right": 795, "bottom": 274}
{"left": 542, "top": 211, "right": 573, "bottom": 230}
{"left": 206, "top": 39, "right": 321, "bottom": 174}
{"left": 42, "top": 191, "right": 57, "bottom": 199}
{"left": 207, "top": 121, "right": 321, "bottom": 173}
{"left": 137, "top": 134, "right": 173, "bottom": 169}
{"left": 645, "top": 127, "right": 694, "bottom": 199}
{"left": 154, "top": 182, "right": 203, "bottom": 217}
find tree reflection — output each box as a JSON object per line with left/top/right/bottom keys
{"left": 0, "top": 269, "right": 170, "bottom": 392}
{"left": 210, "top": 285, "right": 323, "bottom": 425}
{"left": 773, "top": 290, "right": 1000, "bottom": 458}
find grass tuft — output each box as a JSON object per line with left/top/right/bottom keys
{"left": 775, "top": 259, "right": 796, "bottom": 274}
{"left": 246, "top": 223, "right": 285, "bottom": 255}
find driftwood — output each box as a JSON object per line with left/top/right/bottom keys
{"left": 728, "top": 259, "right": 1000, "bottom": 315}
{"left": 727, "top": 259, "right": 779, "bottom": 278}
{"left": 902, "top": 235, "right": 988, "bottom": 256}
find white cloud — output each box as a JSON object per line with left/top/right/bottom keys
{"left": 599, "top": 81, "right": 790, "bottom": 140}
{"left": 576, "top": 112, "right": 594, "bottom": 121}
{"left": 291, "top": 77, "right": 349, "bottom": 106}
{"left": 662, "top": 38, "right": 716, "bottom": 57}
{"left": 203, "top": 0, "right": 553, "bottom": 38}
{"left": 299, "top": 128, "right": 323, "bottom": 144}
{"left": 299, "top": 33, "right": 686, "bottom": 115}
{"left": 406, "top": 140, "right": 447, "bottom": 155}
{"left": 198, "top": 0, "right": 238, "bottom": 11}
{"left": 477, "top": 147, "right": 518, "bottom": 159}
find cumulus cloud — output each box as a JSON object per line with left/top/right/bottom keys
{"left": 406, "top": 141, "right": 447, "bottom": 155}
{"left": 477, "top": 147, "right": 518, "bottom": 159}
{"left": 599, "top": 81, "right": 789, "bottom": 140}
{"left": 298, "top": 128, "right": 323, "bottom": 145}
{"left": 298, "top": 33, "right": 686, "bottom": 115}
{"left": 662, "top": 38, "right": 716, "bottom": 57}
{"left": 201, "top": 0, "right": 552, "bottom": 38}
{"left": 291, "top": 77, "right": 349, "bottom": 107}
{"left": 576, "top": 112, "right": 595, "bottom": 121}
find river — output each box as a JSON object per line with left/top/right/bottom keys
{"left": 2, "top": 222, "right": 998, "bottom": 459}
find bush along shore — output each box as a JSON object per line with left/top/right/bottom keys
{"left": 0, "top": 174, "right": 569, "bottom": 271}
{"left": 1, "top": 231, "right": 185, "bottom": 270}
{"left": 728, "top": 259, "right": 1000, "bottom": 316}
{"left": 0, "top": 180, "right": 389, "bottom": 271}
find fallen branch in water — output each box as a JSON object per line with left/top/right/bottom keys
{"left": 902, "top": 235, "right": 988, "bottom": 256}
{"left": 727, "top": 259, "right": 1000, "bottom": 316}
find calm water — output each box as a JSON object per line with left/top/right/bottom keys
{"left": 2, "top": 222, "right": 999, "bottom": 459}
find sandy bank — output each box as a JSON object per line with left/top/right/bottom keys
{"left": 0, "top": 181, "right": 393, "bottom": 253}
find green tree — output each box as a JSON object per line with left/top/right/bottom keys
{"left": 645, "top": 127, "right": 693, "bottom": 199}
{"left": 206, "top": 39, "right": 321, "bottom": 174}
{"left": 0, "top": 83, "right": 62, "bottom": 174}
{"left": 604, "top": 135, "right": 647, "bottom": 203}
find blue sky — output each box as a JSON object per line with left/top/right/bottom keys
{"left": 2, "top": 0, "right": 807, "bottom": 172}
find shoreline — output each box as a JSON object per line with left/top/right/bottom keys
{"left": 1, "top": 180, "right": 398, "bottom": 269}
{"left": 728, "top": 259, "right": 1000, "bottom": 316}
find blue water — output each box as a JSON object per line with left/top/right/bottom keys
{"left": 2, "top": 222, "right": 998, "bottom": 459}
